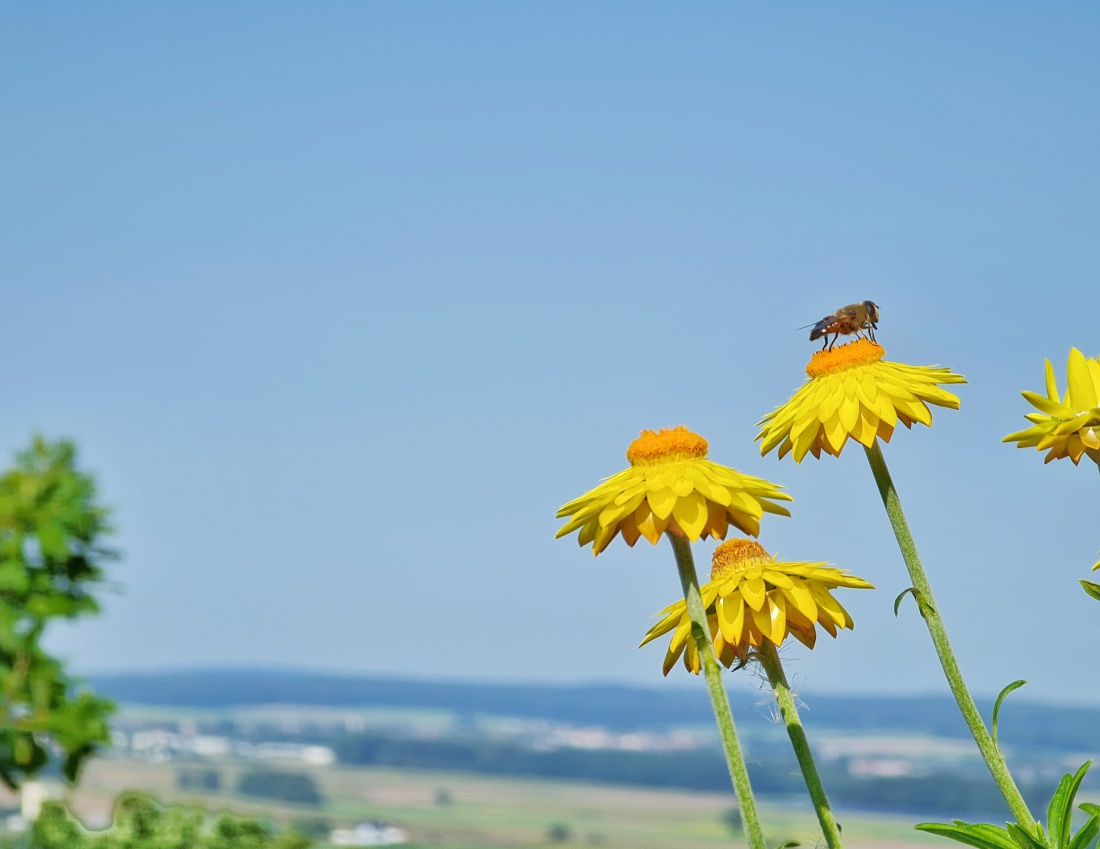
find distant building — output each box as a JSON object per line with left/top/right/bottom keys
{"left": 4, "top": 780, "right": 67, "bottom": 833}
{"left": 330, "top": 822, "right": 409, "bottom": 846}
{"left": 21, "top": 780, "right": 65, "bottom": 821}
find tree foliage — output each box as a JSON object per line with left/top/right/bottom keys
{"left": 16, "top": 794, "right": 311, "bottom": 849}
{"left": 237, "top": 768, "right": 324, "bottom": 806}
{"left": 0, "top": 436, "right": 115, "bottom": 785}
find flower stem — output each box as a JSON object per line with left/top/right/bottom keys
{"left": 667, "top": 533, "right": 767, "bottom": 849}
{"left": 863, "top": 441, "right": 1036, "bottom": 830}
{"left": 756, "top": 641, "right": 844, "bottom": 849}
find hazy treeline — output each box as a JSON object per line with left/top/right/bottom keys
{"left": 331, "top": 732, "right": 1057, "bottom": 818}
{"left": 94, "top": 670, "right": 1100, "bottom": 752}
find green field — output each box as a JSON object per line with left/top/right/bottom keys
{"left": 49, "top": 759, "right": 946, "bottom": 849}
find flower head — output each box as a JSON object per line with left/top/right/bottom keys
{"left": 1003, "top": 348, "right": 1100, "bottom": 466}
{"left": 556, "top": 427, "right": 792, "bottom": 556}
{"left": 640, "top": 538, "right": 873, "bottom": 675}
{"left": 756, "top": 340, "right": 966, "bottom": 462}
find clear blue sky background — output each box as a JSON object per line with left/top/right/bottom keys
{"left": 2, "top": 2, "right": 1098, "bottom": 703}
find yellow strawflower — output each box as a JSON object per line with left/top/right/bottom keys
{"left": 640, "top": 539, "right": 873, "bottom": 675}
{"left": 756, "top": 339, "right": 966, "bottom": 462}
{"left": 556, "top": 427, "right": 791, "bottom": 556}
{"left": 1004, "top": 348, "right": 1100, "bottom": 466}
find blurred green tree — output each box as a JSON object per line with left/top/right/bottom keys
{"left": 22, "top": 794, "right": 311, "bottom": 848}
{"left": 0, "top": 436, "right": 115, "bottom": 785}
{"left": 237, "top": 768, "right": 323, "bottom": 806}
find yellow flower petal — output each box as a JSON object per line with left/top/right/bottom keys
{"left": 757, "top": 340, "right": 964, "bottom": 463}
{"left": 671, "top": 490, "right": 708, "bottom": 540}
{"left": 1006, "top": 351, "right": 1100, "bottom": 468}
{"left": 781, "top": 579, "right": 818, "bottom": 622}
{"left": 740, "top": 576, "right": 767, "bottom": 611}
{"left": 641, "top": 538, "right": 873, "bottom": 676}
{"left": 717, "top": 595, "right": 747, "bottom": 644}
{"left": 760, "top": 569, "right": 794, "bottom": 589}
{"left": 1044, "top": 358, "right": 1059, "bottom": 401}
{"left": 558, "top": 427, "right": 791, "bottom": 554}
{"left": 812, "top": 585, "right": 850, "bottom": 629}
{"left": 1068, "top": 348, "right": 1099, "bottom": 410}
{"left": 1021, "top": 391, "right": 1073, "bottom": 418}
{"left": 669, "top": 473, "right": 694, "bottom": 498}
{"left": 1088, "top": 359, "right": 1100, "bottom": 397}
{"left": 705, "top": 501, "right": 730, "bottom": 540}
{"left": 646, "top": 487, "right": 678, "bottom": 520}
{"left": 764, "top": 595, "right": 787, "bottom": 645}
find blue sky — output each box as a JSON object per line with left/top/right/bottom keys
{"left": 2, "top": 2, "right": 1099, "bottom": 703}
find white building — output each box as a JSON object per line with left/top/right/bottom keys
{"left": 330, "top": 822, "right": 409, "bottom": 846}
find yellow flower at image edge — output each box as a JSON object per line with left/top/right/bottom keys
{"left": 640, "top": 539, "right": 874, "bottom": 676}
{"left": 1004, "top": 348, "right": 1100, "bottom": 466}
{"left": 756, "top": 340, "right": 966, "bottom": 462}
{"left": 556, "top": 426, "right": 792, "bottom": 555}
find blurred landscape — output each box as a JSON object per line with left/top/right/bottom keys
{"left": 5, "top": 2, "right": 1100, "bottom": 846}
{"left": 4, "top": 669, "right": 1087, "bottom": 847}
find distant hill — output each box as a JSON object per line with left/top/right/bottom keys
{"left": 89, "top": 668, "right": 1100, "bottom": 753}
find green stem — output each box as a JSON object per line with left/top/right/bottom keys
{"left": 756, "top": 641, "right": 843, "bottom": 849}
{"left": 863, "top": 442, "right": 1036, "bottom": 830}
{"left": 667, "top": 533, "right": 767, "bottom": 849}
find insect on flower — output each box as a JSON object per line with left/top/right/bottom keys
{"left": 808, "top": 300, "right": 880, "bottom": 350}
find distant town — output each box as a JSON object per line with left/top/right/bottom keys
{"left": 80, "top": 669, "right": 1100, "bottom": 821}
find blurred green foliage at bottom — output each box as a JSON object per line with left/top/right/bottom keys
{"left": 0, "top": 793, "right": 310, "bottom": 849}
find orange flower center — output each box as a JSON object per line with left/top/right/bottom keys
{"left": 710, "top": 538, "right": 772, "bottom": 579}
{"left": 806, "top": 339, "right": 885, "bottom": 378}
{"left": 626, "top": 426, "right": 709, "bottom": 466}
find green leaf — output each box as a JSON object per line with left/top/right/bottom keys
{"left": 1079, "top": 580, "right": 1100, "bottom": 602}
{"left": 36, "top": 521, "right": 69, "bottom": 560}
{"left": 894, "top": 587, "right": 918, "bottom": 616}
{"left": 1007, "top": 822, "right": 1051, "bottom": 849}
{"left": 0, "top": 560, "right": 30, "bottom": 593}
{"left": 915, "top": 821, "right": 1021, "bottom": 849}
{"left": 992, "top": 680, "right": 1027, "bottom": 750}
{"left": 1048, "top": 762, "right": 1092, "bottom": 849}
{"left": 1067, "top": 814, "right": 1100, "bottom": 849}
{"left": 0, "top": 436, "right": 117, "bottom": 786}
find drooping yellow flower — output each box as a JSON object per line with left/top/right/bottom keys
{"left": 756, "top": 339, "right": 966, "bottom": 462}
{"left": 640, "top": 539, "right": 874, "bottom": 675}
{"left": 1003, "top": 348, "right": 1100, "bottom": 466}
{"left": 556, "top": 427, "right": 792, "bottom": 556}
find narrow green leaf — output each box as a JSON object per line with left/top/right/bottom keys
{"left": 992, "top": 680, "right": 1027, "bottom": 749}
{"left": 915, "top": 822, "right": 1021, "bottom": 849}
{"left": 1067, "top": 815, "right": 1099, "bottom": 849}
{"left": 894, "top": 587, "right": 918, "bottom": 617}
{"left": 1007, "top": 822, "right": 1050, "bottom": 849}
{"left": 1079, "top": 580, "right": 1100, "bottom": 602}
{"left": 1048, "top": 762, "right": 1092, "bottom": 849}
{"left": 1079, "top": 804, "right": 1100, "bottom": 819}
